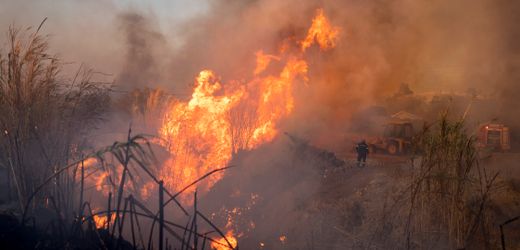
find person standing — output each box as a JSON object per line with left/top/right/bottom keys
{"left": 356, "top": 140, "right": 369, "bottom": 167}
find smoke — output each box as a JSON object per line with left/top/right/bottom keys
{"left": 161, "top": 2, "right": 520, "bottom": 245}
{"left": 2, "top": 0, "right": 518, "bottom": 137}
{"left": 202, "top": 136, "right": 330, "bottom": 249}
{"left": 116, "top": 12, "right": 170, "bottom": 90}
{"left": 494, "top": 0, "right": 520, "bottom": 133}
{"left": 1, "top": 1, "right": 519, "bottom": 248}
{"left": 0, "top": 0, "right": 122, "bottom": 78}
{"left": 162, "top": 0, "right": 520, "bottom": 145}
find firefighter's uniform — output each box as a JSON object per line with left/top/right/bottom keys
{"left": 356, "top": 141, "right": 369, "bottom": 167}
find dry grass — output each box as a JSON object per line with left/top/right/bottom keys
{"left": 403, "top": 113, "right": 499, "bottom": 249}
{"left": 0, "top": 23, "right": 235, "bottom": 249}
{"left": 0, "top": 24, "right": 111, "bottom": 214}
{"left": 332, "top": 113, "right": 507, "bottom": 249}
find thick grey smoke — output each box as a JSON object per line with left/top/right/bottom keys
{"left": 116, "top": 12, "right": 169, "bottom": 90}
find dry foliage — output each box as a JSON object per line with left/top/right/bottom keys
{"left": 114, "top": 87, "right": 170, "bottom": 126}
{"left": 0, "top": 24, "right": 233, "bottom": 250}
{"left": 0, "top": 24, "right": 111, "bottom": 214}
{"left": 228, "top": 99, "right": 258, "bottom": 154}
{"left": 402, "top": 114, "right": 499, "bottom": 249}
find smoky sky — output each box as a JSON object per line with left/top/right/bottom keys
{"left": 1, "top": 0, "right": 519, "bottom": 135}
{"left": 0, "top": 0, "right": 207, "bottom": 85}
{"left": 116, "top": 12, "right": 167, "bottom": 89}
{"left": 164, "top": 0, "right": 520, "bottom": 137}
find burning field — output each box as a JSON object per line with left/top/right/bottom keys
{"left": 1, "top": 0, "right": 520, "bottom": 249}
{"left": 156, "top": 8, "right": 338, "bottom": 200}
{"left": 148, "top": 9, "right": 339, "bottom": 247}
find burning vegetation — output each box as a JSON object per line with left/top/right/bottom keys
{"left": 0, "top": 2, "right": 520, "bottom": 250}
{"left": 156, "top": 8, "right": 338, "bottom": 201}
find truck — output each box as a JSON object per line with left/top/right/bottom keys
{"left": 476, "top": 123, "right": 511, "bottom": 151}
{"left": 366, "top": 121, "right": 415, "bottom": 155}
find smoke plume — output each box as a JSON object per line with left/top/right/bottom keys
{"left": 116, "top": 12, "right": 169, "bottom": 89}
{"left": 2, "top": 0, "right": 518, "bottom": 135}
{"left": 155, "top": 0, "right": 518, "bottom": 146}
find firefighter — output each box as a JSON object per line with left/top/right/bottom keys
{"left": 356, "top": 140, "right": 369, "bottom": 167}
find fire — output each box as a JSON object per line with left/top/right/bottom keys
{"left": 93, "top": 214, "right": 107, "bottom": 229}
{"left": 95, "top": 171, "right": 109, "bottom": 193}
{"left": 81, "top": 157, "right": 98, "bottom": 167}
{"left": 158, "top": 8, "right": 339, "bottom": 199}
{"left": 301, "top": 8, "right": 340, "bottom": 51}
{"left": 79, "top": 157, "right": 111, "bottom": 195}
{"left": 159, "top": 70, "right": 245, "bottom": 195}
{"left": 248, "top": 58, "right": 308, "bottom": 148}
{"left": 92, "top": 213, "right": 116, "bottom": 229}
{"left": 82, "top": 158, "right": 141, "bottom": 197}
{"left": 211, "top": 230, "right": 238, "bottom": 250}
{"left": 254, "top": 51, "right": 280, "bottom": 75}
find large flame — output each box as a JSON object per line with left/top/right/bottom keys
{"left": 158, "top": 8, "right": 339, "bottom": 199}
{"left": 158, "top": 70, "right": 245, "bottom": 195}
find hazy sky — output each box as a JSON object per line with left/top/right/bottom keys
{"left": 0, "top": 0, "right": 210, "bottom": 78}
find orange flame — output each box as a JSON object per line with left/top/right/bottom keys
{"left": 254, "top": 51, "right": 280, "bottom": 75}
{"left": 157, "top": 8, "right": 339, "bottom": 200}
{"left": 92, "top": 213, "right": 116, "bottom": 229}
{"left": 159, "top": 70, "right": 244, "bottom": 196}
{"left": 301, "top": 8, "right": 340, "bottom": 51}
{"left": 79, "top": 158, "right": 112, "bottom": 196}
{"left": 211, "top": 230, "right": 238, "bottom": 250}
{"left": 81, "top": 158, "right": 98, "bottom": 168}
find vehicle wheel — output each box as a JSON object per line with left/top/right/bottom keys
{"left": 387, "top": 143, "right": 399, "bottom": 155}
